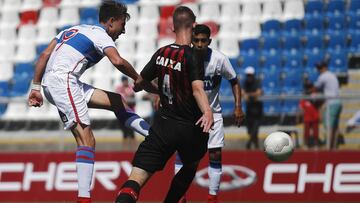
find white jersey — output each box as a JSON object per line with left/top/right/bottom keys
{"left": 203, "top": 48, "right": 237, "bottom": 113}
{"left": 42, "top": 24, "right": 116, "bottom": 86}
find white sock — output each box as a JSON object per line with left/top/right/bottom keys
{"left": 76, "top": 147, "right": 95, "bottom": 198}
{"left": 116, "top": 109, "right": 149, "bottom": 136}
{"left": 208, "top": 162, "right": 222, "bottom": 195}
{"left": 174, "top": 152, "right": 183, "bottom": 174}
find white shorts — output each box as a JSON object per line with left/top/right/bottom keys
{"left": 43, "top": 73, "right": 95, "bottom": 130}
{"left": 208, "top": 113, "right": 225, "bottom": 149}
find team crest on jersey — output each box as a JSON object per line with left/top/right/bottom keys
{"left": 62, "top": 29, "right": 79, "bottom": 41}
{"left": 156, "top": 56, "right": 182, "bottom": 71}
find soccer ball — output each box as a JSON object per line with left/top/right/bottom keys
{"left": 264, "top": 131, "right": 294, "bottom": 162}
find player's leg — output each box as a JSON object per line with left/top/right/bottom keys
{"left": 116, "top": 167, "right": 152, "bottom": 203}
{"left": 171, "top": 120, "right": 209, "bottom": 203}
{"left": 43, "top": 84, "right": 96, "bottom": 203}
{"left": 207, "top": 114, "right": 225, "bottom": 202}
{"left": 164, "top": 160, "right": 199, "bottom": 203}
{"left": 117, "top": 114, "right": 175, "bottom": 202}
{"left": 71, "top": 123, "right": 96, "bottom": 203}
{"left": 87, "top": 88, "right": 150, "bottom": 136}
{"left": 207, "top": 148, "right": 222, "bottom": 203}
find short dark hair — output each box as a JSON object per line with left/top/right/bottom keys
{"left": 173, "top": 6, "right": 196, "bottom": 32}
{"left": 193, "top": 24, "right": 211, "bottom": 38}
{"left": 99, "top": 0, "right": 130, "bottom": 23}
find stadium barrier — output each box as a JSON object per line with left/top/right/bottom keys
{"left": 0, "top": 150, "right": 359, "bottom": 202}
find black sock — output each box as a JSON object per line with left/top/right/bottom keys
{"left": 115, "top": 180, "right": 141, "bottom": 203}
{"left": 164, "top": 165, "right": 197, "bottom": 203}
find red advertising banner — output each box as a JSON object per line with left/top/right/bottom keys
{"left": 0, "top": 150, "right": 359, "bottom": 201}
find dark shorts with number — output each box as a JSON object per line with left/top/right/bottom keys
{"left": 132, "top": 113, "right": 209, "bottom": 173}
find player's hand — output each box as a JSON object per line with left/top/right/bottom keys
{"left": 196, "top": 111, "right": 214, "bottom": 133}
{"left": 133, "top": 77, "right": 144, "bottom": 92}
{"left": 152, "top": 94, "right": 161, "bottom": 111}
{"left": 234, "top": 106, "right": 245, "bottom": 127}
{"left": 28, "top": 89, "right": 43, "bottom": 107}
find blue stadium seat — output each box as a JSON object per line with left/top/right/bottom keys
{"left": 349, "top": 32, "right": 360, "bottom": 53}
{"left": 239, "top": 53, "right": 261, "bottom": 71}
{"left": 80, "top": 8, "right": 99, "bottom": 25}
{"left": 304, "top": 66, "right": 319, "bottom": 82}
{"left": 9, "top": 76, "right": 31, "bottom": 97}
{"left": 283, "top": 19, "right": 303, "bottom": 37}
{"left": 327, "top": 32, "right": 347, "bottom": 51}
{"left": 0, "top": 81, "right": 9, "bottom": 115}
{"left": 326, "top": 14, "right": 346, "bottom": 33}
{"left": 347, "top": 13, "right": 360, "bottom": 35}
{"left": 282, "top": 100, "right": 300, "bottom": 114}
{"left": 305, "top": 0, "right": 324, "bottom": 18}
{"left": 262, "top": 36, "right": 281, "bottom": 52}
{"left": 328, "top": 49, "right": 348, "bottom": 74}
{"left": 240, "top": 39, "right": 260, "bottom": 55}
{"left": 304, "top": 34, "right": 324, "bottom": 50}
{"left": 282, "top": 68, "right": 304, "bottom": 95}
{"left": 283, "top": 35, "right": 302, "bottom": 51}
{"left": 261, "top": 69, "right": 282, "bottom": 95}
{"left": 326, "top": 0, "right": 345, "bottom": 17}
{"left": 304, "top": 16, "right": 324, "bottom": 36}
{"left": 263, "top": 54, "right": 282, "bottom": 70}
{"left": 14, "top": 63, "right": 34, "bottom": 79}
{"left": 36, "top": 44, "right": 48, "bottom": 56}
{"left": 262, "top": 20, "right": 282, "bottom": 37}
{"left": 263, "top": 100, "right": 282, "bottom": 115}
{"left": 229, "top": 57, "right": 242, "bottom": 76}
{"left": 283, "top": 51, "right": 303, "bottom": 69}
{"left": 349, "top": 0, "right": 360, "bottom": 15}
{"left": 304, "top": 48, "right": 325, "bottom": 68}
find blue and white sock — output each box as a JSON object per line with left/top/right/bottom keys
{"left": 76, "top": 146, "right": 95, "bottom": 198}
{"left": 115, "top": 109, "right": 149, "bottom": 137}
{"left": 208, "top": 161, "right": 222, "bottom": 195}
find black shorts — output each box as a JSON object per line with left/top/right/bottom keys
{"left": 132, "top": 114, "right": 209, "bottom": 173}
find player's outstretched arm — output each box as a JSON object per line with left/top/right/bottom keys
{"left": 105, "top": 47, "right": 158, "bottom": 94}
{"left": 192, "top": 80, "right": 213, "bottom": 133}
{"left": 104, "top": 47, "right": 139, "bottom": 81}
{"left": 231, "top": 80, "right": 245, "bottom": 127}
{"left": 28, "top": 39, "right": 57, "bottom": 107}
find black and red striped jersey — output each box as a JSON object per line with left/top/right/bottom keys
{"left": 141, "top": 44, "right": 205, "bottom": 123}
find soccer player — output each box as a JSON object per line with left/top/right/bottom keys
{"left": 27, "top": 1, "right": 154, "bottom": 203}
{"left": 174, "top": 24, "right": 244, "bottom": 203}
{"left": 115, "top": 6, "right": 214, "bottom": 203}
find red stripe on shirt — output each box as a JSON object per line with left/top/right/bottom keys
{"left": 66, "top": 58, "right": 86, "bottom": 123}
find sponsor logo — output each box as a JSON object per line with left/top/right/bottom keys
{"left": 156, "top": 56, "right": 182, "bottom": 71}
{"left": 264, "top": 163, "right": 360, "bottom": 193}
{"left": 0, "top": 161, "right": 132, "bottom": 192}
{"left": 195, "top": 164, "right": 257, "bottom": 190}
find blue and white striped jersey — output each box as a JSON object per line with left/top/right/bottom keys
{"left": 203, "top": 48, "right": 237, "bottom": 113}
{"left": 42, "top": 24, "right": 115, "bottom": 86}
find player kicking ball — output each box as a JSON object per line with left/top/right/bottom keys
{"left": 28, "top": 1, "right": 155, "bottom": 203}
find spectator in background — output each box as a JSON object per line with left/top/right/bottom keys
{"left": 314, "top": 61, "right": 342, "bottom": 149}
{"left": 298, "top": 82, "right": 321, "bottom": 149}
{"left": 116, "top": 76, "right": 136, "bottom": 148}
{"left": 242, "top": 66, "right": 263, "bottom": 149}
